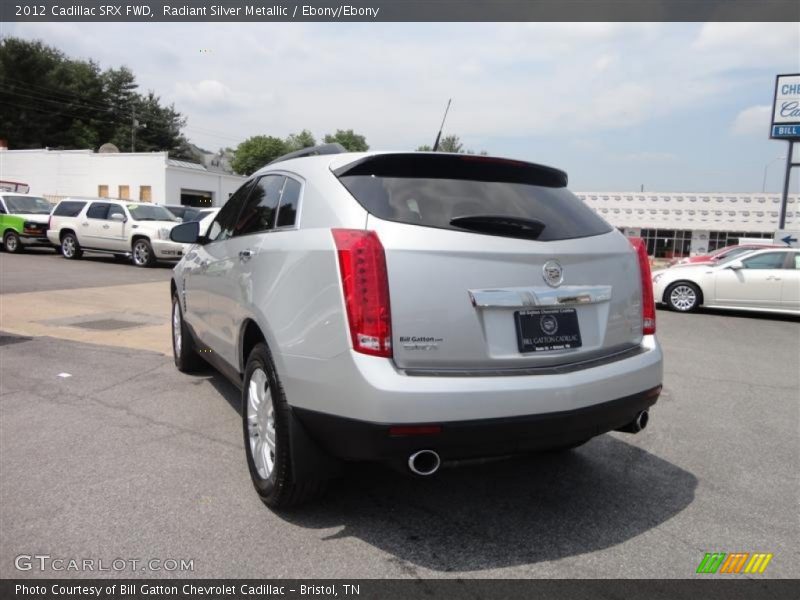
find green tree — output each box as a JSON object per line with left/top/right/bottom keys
{"left": 416, "top": 135, "right": 487, "bottom": 155}
{"left": 0, "top": 37, "right": 188, "bottom": 155}
{"left": 323, "top": 129, "right": 369, "bottom": 152}
{"left": 285, "top": 129, "right": 316, "bottom": 152}
{"left": 231, "top": 135, "right": 288, "bottom": 175}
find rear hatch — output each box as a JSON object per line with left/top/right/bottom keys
{"left": 332, "top": 153, "right": 644, "bottom": 372}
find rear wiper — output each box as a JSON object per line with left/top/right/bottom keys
{"left": 449, "top": 215, "right": 546, "bottom": 240}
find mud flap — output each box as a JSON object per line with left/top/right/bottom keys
{"left": 287, "top": 408, "right": 344, "bottom": 482}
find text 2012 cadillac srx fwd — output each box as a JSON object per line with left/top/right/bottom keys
{"left": 169, "top": 146, "right": 663, "bottom": 508}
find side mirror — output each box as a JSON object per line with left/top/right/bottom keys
{"left": 110, "top": 213, "right": 126, "bottom": 222}
{"left": 170, "top": 220, "right": 200, "bottom": 244}
{"left": 727, "top": 260, "right": 743, "bottom": 270}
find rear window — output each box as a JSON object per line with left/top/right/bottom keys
{"left": 334, "top": 154, "right": 612, "bottom": 241}
{"left": 54, "top": 201, "right": 87, "bottom": 217}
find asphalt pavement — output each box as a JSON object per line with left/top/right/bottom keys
{"left": 0, "top": 253, "right": 798, "bottom": 579}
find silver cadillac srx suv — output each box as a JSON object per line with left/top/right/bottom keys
{"left": 169, "top": 145, "right": 663, "bottom": 508}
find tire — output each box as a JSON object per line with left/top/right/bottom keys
{"left": 666, "top": 282, "right": 700, "bottom": 312}
{"left": 3, "top": 231, "right": 23, "bottom": 253}
{"left": 242, "top": 342, "right": 326, "bottom": 508}
{"left": 171, "top": 295, "right": 205, "bottom": 373}
{"left": 60, "top": 232, "right": 83, "bottom": 259}
{"left": 132, "top": 238, "right": 156, "bottom": 267}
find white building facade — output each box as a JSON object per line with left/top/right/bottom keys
{"left": 0, "top": 148, "right": 246, "bottom": 207}
{"left": 576, "top": 192, "right": 799, "bottom": 257}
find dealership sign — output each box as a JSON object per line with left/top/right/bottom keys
{"left": 771, "top": 73, "right": 800, "bottom": 139}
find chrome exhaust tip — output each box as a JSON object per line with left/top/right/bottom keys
{"left": 615, "top": 410, "right": 649, "bottom": 434}
{"left": 408, "top": 450, "right": 441, "bottom": 476}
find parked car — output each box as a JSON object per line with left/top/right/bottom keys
{"left": 668, "top": 243, "right": 779, "bottom": 267}
{"left": 0, "top": 192, "right": 56, "bottom": 253}
{"left": 164, "top": 205, "right": 216, "bottom": 223}
{"left": 168, "top": 147, "right": 664, "bottom": 508}
{"left": 47, "top": 198, "right": 185, "bottom": 267}
{"left": 653, "top": 248, "right": 799, "bottom": 314}
{"left": 195, "top": 207, "right": 220, "bottom": 235}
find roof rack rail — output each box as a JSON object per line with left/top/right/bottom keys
{"left": 268, "top": 142, "right": 347, "bottom": 165}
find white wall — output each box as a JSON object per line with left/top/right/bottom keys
{"left": 0, "top": 149, "right": 168, "bottom": 200}
{"left": 164, "top": 167, "right": 245, "bottom": 206}
{"left": 0, "top": 149, "right": 245, "bottom": 206}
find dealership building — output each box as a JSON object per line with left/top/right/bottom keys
{"left": 576, "top": 191, "right": 798, "bottom": 257}
{"left": 0, "top": 148, "right": 245, "bottom": 208}
{"left": 1, "top": 148, "right": 798, "bottom": 258}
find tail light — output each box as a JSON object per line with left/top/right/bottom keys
{"left": 629, "top": 238, "right": 656, "bottom": 335}
{"left": 332, "top": 229, "right": 392, "bottom": 358}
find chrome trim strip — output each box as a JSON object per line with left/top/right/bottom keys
{"left": 403, "top": 345, "right": 645, "bottom": 377}
{"left": 468, "top": 285, "right": 612, "bottom": 308}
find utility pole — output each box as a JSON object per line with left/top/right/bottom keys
{"left": 131, "top": 105, "right": 137, "bottom": 152}
{"left": 779, "top": 142, "right": 796, "bottom": 229}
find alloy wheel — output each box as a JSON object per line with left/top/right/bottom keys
{"left": 670, "top": 284, "right": 697, "bottom": 311}
{"left": 246, "top": 368, "right": 276, "bottom": 480}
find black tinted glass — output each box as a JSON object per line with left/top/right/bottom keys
{"left": 207, "top": 180, "right": 255, "bottom": 242}
{"left": 108, "top": 204, "right": 126, "bottom": 219}
{"left": 86, "top": 203, "right": 109, "bottom": 219}
{"left": 235, "top": 175, "right": 285, "bottom": 236}
{"left": 54, "top": 201, "right": 86, "bottom": 217}
{"left": 336, "top": 155, "right": 610, "bottom": 241}
{"left": 277, "top": 178, "right": 301, "bottom": 228}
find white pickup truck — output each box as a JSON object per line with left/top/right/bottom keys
{"left": 47, "top": 198, "right": 186, "bottom": 267}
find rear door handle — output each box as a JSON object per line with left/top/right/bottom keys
{"left": 102, "top": 224, "right": 110, "bottom": 229}
{"left": 239, "top": 249, "right": 255, "bottom": 261}
{"left": 81, "top": 222, "right": 89, "bottom": 227}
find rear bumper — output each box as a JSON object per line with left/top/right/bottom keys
{"left": 280, "top": 335, "right": 663, "bottom": 424}
{"left": 294, "top": 385, "right": 661, "bottom": 461}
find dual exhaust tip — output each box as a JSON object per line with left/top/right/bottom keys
{"left": 407, "top": 410, "right": 650, "bottom": 475}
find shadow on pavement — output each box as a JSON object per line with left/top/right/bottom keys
{"left": 203, "top": 363, "right": 697, "bottom": 573}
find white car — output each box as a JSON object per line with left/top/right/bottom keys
{"left": 168, "top": 145, "right": 663, "bottom": 508}
{"left": 652, "top": 247, "right": 799, "bottom": 315}
{"left": 47, "top": 198, "right": 186, "bottom": 267}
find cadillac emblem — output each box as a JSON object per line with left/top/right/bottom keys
{"left": 542, "top": 260, "right": 564, "bottom": 287}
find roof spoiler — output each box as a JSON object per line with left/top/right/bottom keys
{"left": 268, "top": 143, "right": 347, "bottom": 165}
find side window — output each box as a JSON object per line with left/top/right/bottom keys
{"left": 207, "top": 180, "right": 255, "bottom": 243}
{"left": 742, "top": 252, "right": 787, "bottom": 270}
{"left": 86, "top": 203, "right": 110, "bottom": 220}
{"left": 0, "top": 201, "right": 6, "bottom": 214}
{"left": 108, "top": 204, "right": 126, "bottom": 220}
{"left": 790, "top": 252, "right": 800, "bottom": 270}
{"left": 54, "top": 201, "right": 86, "bottom": 217}
{"left": 234, "top": 175, "right": 285, "bottom": 237}
{"left": 276, "top": 178, "right": 301, "bottom": 228}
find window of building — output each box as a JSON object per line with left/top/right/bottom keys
{"left": 707, "top": 231, "right": 773, "bottom": 251}
{"left": 118, "top": 185, "right": 130, "bottom": 199}
{"left": 139, "top": 186, "right": 152, "bottom": 202}
{"left": 98, "top": 185, "right": 109, "bottom": 198}
{"left": 639, "top": 229, "right": 693, "bottom": 258}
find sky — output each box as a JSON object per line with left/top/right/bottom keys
{"left": 3, "top": 21, "right": 799, "bottom": 192}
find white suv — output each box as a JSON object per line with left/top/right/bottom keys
{"left": 48, "top": 198, "right": 185, "bottom": 266}
{"left": 169, "top": 146, "right": 664, "bottom": 508}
